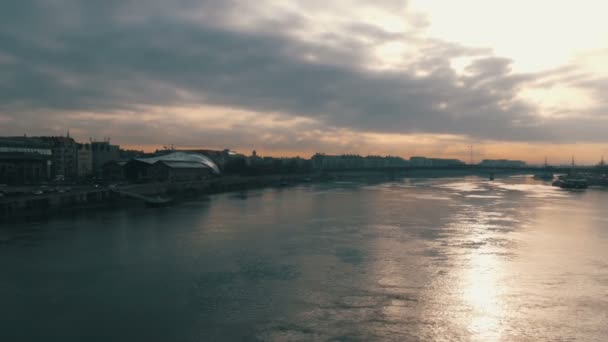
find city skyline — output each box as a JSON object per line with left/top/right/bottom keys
{"left": 1, "top": 1, "right": 607, "bottom": 163}
{"left": 5, "top": 128, "right": 608, "bottom": 167}
{"left": 6, "top": 131, "right": 605, "bottom": 167}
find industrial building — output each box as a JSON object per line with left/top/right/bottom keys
{"left": 0, "top": 137, "right": 52, "bottom": 184}
{"left": 122, "top": 152, "right": 220, "bottom": 183}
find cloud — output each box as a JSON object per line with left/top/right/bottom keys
{"left": 0, "top": 0, "right": 606, "bottom": 148}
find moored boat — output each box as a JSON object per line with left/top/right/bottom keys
{"left": 533, "top": 172, "right": 554, "bottom": 181}
{"left": 558, "top": 178, "right": 588, "bottom": 189}
{"left": 535, "top": 157, "right": 554, "bottom": 181}
{"left": 585, "top": 175, "right": 608, "bottom": 187}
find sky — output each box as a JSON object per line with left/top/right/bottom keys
{"left": 1, "top": 0, "right": 607, "bottom": 164}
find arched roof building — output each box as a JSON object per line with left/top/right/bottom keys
{"left": 135, "top": 152, "right": 220, "bottom": 174}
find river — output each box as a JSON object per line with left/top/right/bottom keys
{"left": 1, "top": 176, "right": 607, "bottom": 341}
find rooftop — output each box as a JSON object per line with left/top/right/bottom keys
{"left": 0, "top": 137, "right": 51, "bottom": 149}
{"left": 157, "top": 161, "right": 209, "bottom": 169}
{"left": 136, "top": 152, "right": 220, "bottom": 174}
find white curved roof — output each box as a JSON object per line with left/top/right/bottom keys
{"left": 136, "top": 152, "right": 220, "bottom": 174}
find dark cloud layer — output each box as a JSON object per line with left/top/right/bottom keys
{"left": 0, "top": 0, "right": 606, "bottom": 145}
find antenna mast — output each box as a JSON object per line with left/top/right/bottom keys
{"left": 469, "top": 145, "right": 473, "bottom": 165}
{"left": 571, "top": 156, "right": 575, "bottom": 169}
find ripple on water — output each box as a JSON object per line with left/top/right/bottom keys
{"left": 496, "top": 183, "right": 569, "bottom": 198}
{"left": 335, "top": 247, "right": 365, "bottom": 265}
{"left": 437, "top": 181, "right": 486, "bottom": 193}
{"left": 405, "top": 193, "right": 453, "bottom": 201}
{"left": 237, "top": 259, "right": 301, "bottom": 281}
{"left": 466, "top": 194, "right": 503, "bottom": 199}
{"left": 257, "top": 322, "right": 318, "bottom": 341}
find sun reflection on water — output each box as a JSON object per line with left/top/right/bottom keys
{"left": 462, "top": 245, "right": 505, "bottom": 341}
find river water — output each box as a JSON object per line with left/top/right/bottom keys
{"left": 1, "top": 176, "right": 607, "bottom": 341}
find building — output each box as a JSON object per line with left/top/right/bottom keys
{"left": 479, "top": 159, "right": 527, "bottom": 168}
{"left": 312, "top": 154, "right": 409, "bottom": 170}
{"left": 169, "top": 148, "right": 242, "bottom": 171}
{"left": 362, "top": 156, "right": 409, "bottom": 168}
{"left": 148, "top": 161, "right": 214, "bottom": 182}
{"left": 119, "top": 149, "right": 145, "bottom": 160}
{"left": 102, "top": 161, "right": 127, "bottom": 181}
{"left": 0, "top": 137, "right": 52, "bottom": 184}
{"left": 409, "top": 157, "right": 433, "bottom": 167}
{"left": 91, "top": 140, "right": 120, "bottom": 176}
{"left": 38, "top": 136, "right": 79, "bottom": 180}
{"left": 409, "top": 156, "right": 465, "bottom": 167}
{"left": 246, "top": 150, "right": 262, "bottom": 167}
{"left": 312, "top": 154, "right": 362, "bottom": 170}
{"left": 123, "top": 152, "right": 220, "bottom": 183}
{"left": 409, "top": 157, "right": 427, "bottom": 167}
{"left": 77, "top": 143, "right": 93, "bottom": 178}
{"left": 429, "top": 158, "right": 465, "bottom": 167}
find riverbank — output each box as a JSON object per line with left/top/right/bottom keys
{"left": 0, "top": 174, "right": 317, "bottom": 221}
{"left": 0, "top": 168, "right": 527, "bottom": 221}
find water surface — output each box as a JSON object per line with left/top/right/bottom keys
{"left": 1, "top": 176, "right": 607, "bottom": 341}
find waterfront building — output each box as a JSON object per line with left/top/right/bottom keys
{"left": 0, "top": 137, "right": 52, "bottom": 184}
{"left": 429, "top": 158, "right": 465, "bottom": 167}
{"left": 148, "top": 161, "right": 214, "bottom": 182}
{"left": 123, "top": 152, "right": 220, "bottom": 183}
{"left": 246, "top": 150, "right": 262, "bottom": 167}
{"left": 77, "top": 143, "right": 93, "bottom": 178}
{"left": 312, "top": 154, "right": 363, "bottom": 170}
{"left": 235, "top": 152, "right": 312, "bottom": 174}
{"left": 312, "top": 153, "right": 409, "bottom": 170}
{"left": 479, "top": 159, "right": 527, "bottom": 168}
{"left": 119, "top": 149, "right": 145, "bottom": 160}
{"left": 409, "top": 157, "right": 433, "bottom": 167}
{"left": 91, "top": 140, "right": 120, "bottom": 176}
{"left": 102, "top": 161, "right": 127, "bottom": 181}
{"left": 38, "top": 136, "right": 79, "bottom": 180}
{"left": 409, "top": 156, "right": 465, "bottom": 167}
{"left": 157, "top": 148, "right": 240, "bottom": 172}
